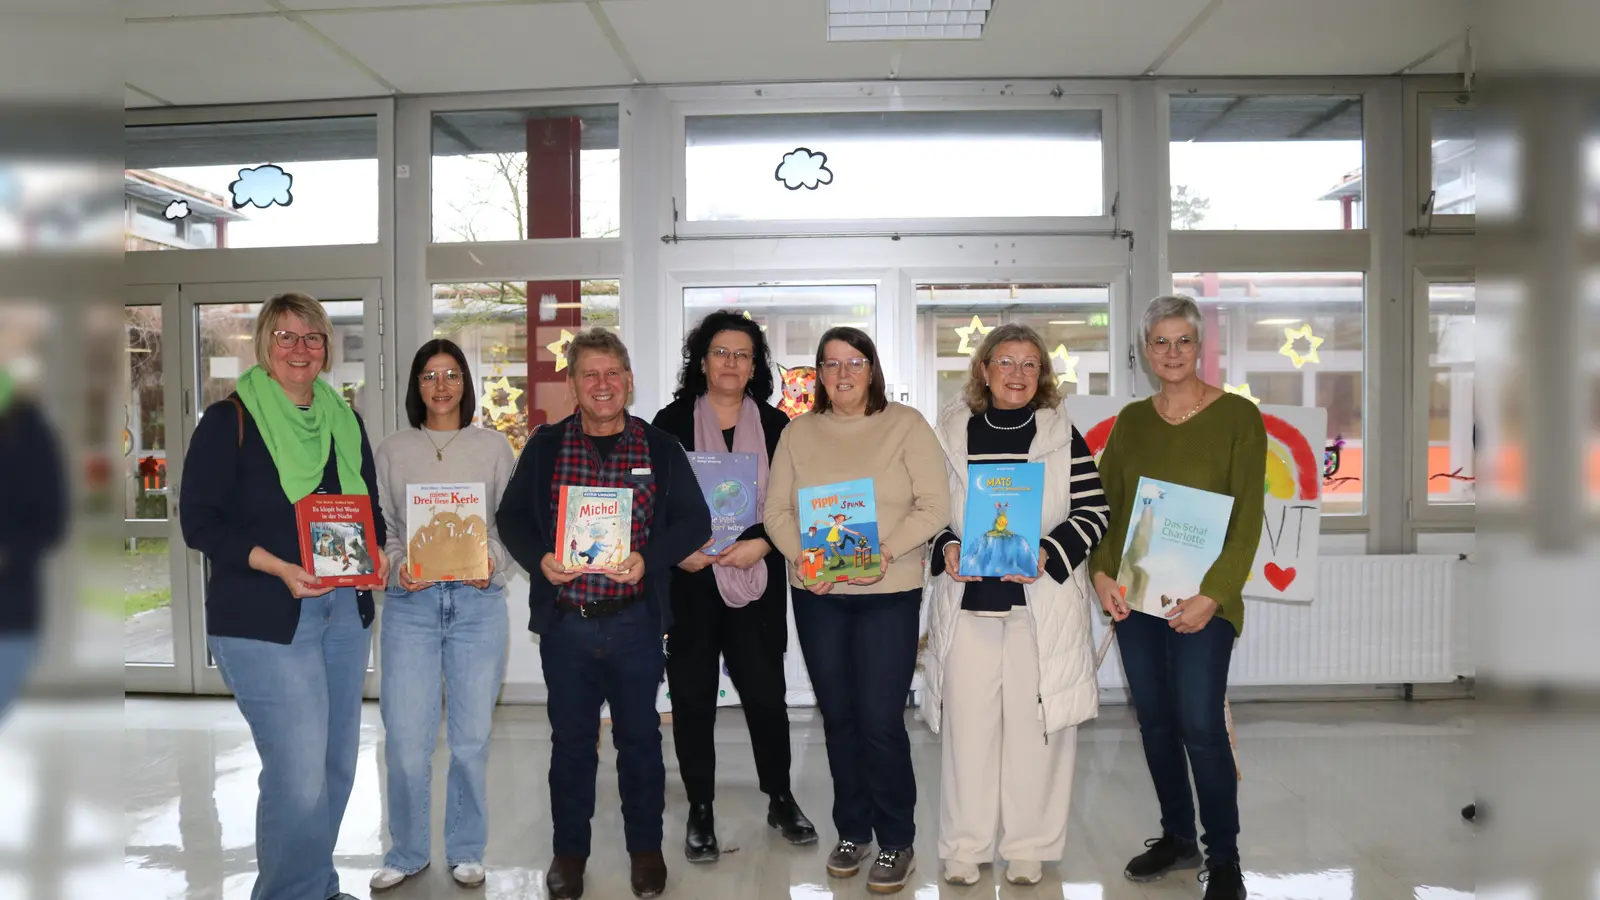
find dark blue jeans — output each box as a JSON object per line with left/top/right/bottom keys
{"left": 540, "top": 600, "right": 666, "bottom": 857}
{"left": 1114, "top": 612, "right": 1239, "bottom": 865}
{"left": 793, "top": 588, "right": 921, "bottom": 851}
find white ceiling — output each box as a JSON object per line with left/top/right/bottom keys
{"left": 124, "top": 0, "right": 1470, "bottom": 109}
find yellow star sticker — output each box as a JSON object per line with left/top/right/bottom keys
{"left": 953, "top": 314, "right": 994, "bottom": 356}
{"left": 544, "top": 329, "right": 575, "bottom": 371}
{"left": 1050, "top": 343, "right": 1079, "bottom": 386}
{"left": 1279, "top": 324, "right": 1324, "bottom": 369}
{"left": 740, "top": 310, "right": 769, "bottom": 332}
{"left": 479, "top": 375, "right": 523, "bottom": 421}
{"left": 1224, "top": 383, "right": 1261, "bottom": 405}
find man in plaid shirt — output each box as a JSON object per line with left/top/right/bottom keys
{"left": 500, "top": 329, "right": 711, "bottom": 900}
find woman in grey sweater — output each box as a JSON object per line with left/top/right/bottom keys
{"left": 369, "top": 339, "right": 516, "bottom": 893}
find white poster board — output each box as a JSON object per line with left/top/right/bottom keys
{"left": 1065, "top": 396, "right": 1326, "bottom": 603}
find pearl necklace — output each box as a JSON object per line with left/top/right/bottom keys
{"left": 983, "top": 410, "right": 1036, "bottom": 431}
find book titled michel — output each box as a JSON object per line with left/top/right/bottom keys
{"left": 960, "top": 462, "right": 1046, "bottom": 578}
{"left": 406, "top": 483, "right": 490, "bottom": 583}
{"left": 1116, "top": 477, "right": 1235, "bottom": 618}
{"left": 556, "top": 485, "right": 634, "bottom": 573}
{"left": 795, "top": 478, "right": 881, "bottom": 586}
{"left": 294, "top": 494, "right": 384, "bottom": 589}
{"left": 686, "top": 452, "right": 759, "bottom": 555}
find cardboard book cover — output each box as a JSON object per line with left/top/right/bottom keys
{"left": 796, "top": 478, "right": 881, "bottom": 586}
{"left": 959, "top": 462, "right": 1046, "bottom": 577}
{"left": 1116, "top": 477, "right": 1235, "bottom": 618}
{"left": 294, "top": 493, "right": 384, "bottom": 589}
{"left": 556, "top": 485, "right": 634, "bottom": 573}
{"left": 405, "top": 482, "right": 490, "bottom": 583}
{"left": 686, "top": 452, "right": 759, "bottom": 556}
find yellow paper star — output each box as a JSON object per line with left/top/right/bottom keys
{"left": 954, "top": 314, "right": 994, "bottom": 356}
{"left": 544, "top": 329, "right": 575, "bottom": 371}
{"left": 479, "top": 375, "right": 523, "bottom": 421}
{"left": 1050, "top": 343, "right": 1079, "bottom": 386}
{"left": 740, "top": 310, "right": 769, "bottom": 332}
{"left": 1279, "top": 324, "right": 1324, "bottom": 369}
{"left": 1224, "top": 382, "right": 1261, "bottom": 405}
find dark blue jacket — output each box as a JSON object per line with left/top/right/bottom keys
{"left": 497, "top": 414, "right": 711, "bottom": 636}
{"left": 179, "top": 397, "right": 385, "bottom": 644}
{"left": 0, "top": 401, "right": 67, "bottom": 634}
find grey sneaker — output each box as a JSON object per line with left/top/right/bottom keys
{"left": 826, "top": 839, "right": 873, "bottom": 878}
{"left": 866, "top": 848, "right": 916, "bottom": 894}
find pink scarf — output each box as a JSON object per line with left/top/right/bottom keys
{"left": 694, "top": 393, "right": 770, "bottom": 607}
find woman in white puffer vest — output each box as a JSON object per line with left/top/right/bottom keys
{"left": 919, "top": 323, "right": 1110, "bottom": 887}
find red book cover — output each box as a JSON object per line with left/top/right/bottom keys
{"left": 294, "top": 493, "right": 385, "bottom": 589}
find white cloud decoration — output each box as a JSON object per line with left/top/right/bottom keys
{"left": 774, "top": 147, "right": 834, "bottom": 191}
{"left": 228, "top": 164, "right": 294, "bottom": 209}
{"left": 163, "top": 200, "right": 190, "bottom": 220}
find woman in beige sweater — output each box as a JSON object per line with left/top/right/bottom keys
{"left": 765, "top": 327, "right": 949, "bottom": 894}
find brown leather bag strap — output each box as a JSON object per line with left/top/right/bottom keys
{"left": 227, "top": 394, "right": 244, "bottom": 449}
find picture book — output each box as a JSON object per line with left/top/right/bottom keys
{"left": 294, "top": 493, "right": 384, "bottom": 589}
{"left": 795, "top": 478, "right": 881, "bottom": 585}
{"left": 959, "top": 462, "right": 1046, "bottom": 578}
{"left": 1116, "top": 477, "right": 1235, "bottom": 618}
{"left": 556, "top": 485, "right": 634, "bottom": 573}
{"left": 405, "top": 482, "right": 490, "bottom": 583}
{"left": 686, "top": 452, "right": 759, "bottom": 555}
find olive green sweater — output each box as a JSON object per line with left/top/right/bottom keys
{"left": 1088, "top": 394, "right": 1267, "bottom": 636}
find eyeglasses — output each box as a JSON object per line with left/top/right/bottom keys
{"left": 819, "top": 357, "right": 869, "bottom": 374}
{"left": 1147, "top": 335, "right": 1198, "bottom": 355}
{"left": 708, "top": 347, "right": 753, "bottom": 363}
{"left": 989, "top": 356, "right": 1041, "bottom": 377}
{"left": 419, "top": 369, "right": 463, "bottom": 385}
{"left": 271, "top": 330, "right": 328, "bottom": 351}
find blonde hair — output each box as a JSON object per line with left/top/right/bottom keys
{"left": 253, "top": 292, "right": 334, "bottom": 374}
{"left": 962, "top": 323, "right": 1063, "bottom": 413}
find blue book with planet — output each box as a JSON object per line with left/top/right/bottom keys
{"left": 686, "top": 452, "right": 759, "bottom": 555}
{"left": 960, "top": 463, "right": 1046, "bottom": 578}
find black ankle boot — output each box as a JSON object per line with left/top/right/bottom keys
{"left": 684, "top": 802, "right": 719, "bottom": 863}
{"left": 767, "top": 792, "right": 818, "bottom": 845}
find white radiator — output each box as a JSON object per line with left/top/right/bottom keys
{"left": 1092, "top": 554, "right": 1470, "bottom": 690}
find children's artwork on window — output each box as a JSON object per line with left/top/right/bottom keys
{"left": 953, "top": 314, "right": 994, "bottom": 356}
{"left": 774, "top": 147, "right": 834, "bottom": 191}
{"left": 229, "top": 164, "right": 294, "bottom": 209}
{"left": 544, "top": 329, "right": 575, "bottom": 372}
{"left": 1224, "top": 382, "right": 1262, "bottom": 405}
{"left": 776, "top": 364, "right": 816, "bottom": 419}
{"left": 1050, "top": 343, "right": 1080, "bottom": 386}
{"left": 1278, "top": 323, "right": 1324, "bottom": 369}
{"left": 163, "top": 200, "right": 190, "bottom": 220}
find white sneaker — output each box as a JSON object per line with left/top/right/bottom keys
{"left": 943, "top": 859, "right": 980, "bottom": 885}
{"left": 452, "top": 863, "right": 487, "bottom": 887}
{"left": 1006, "top": 859, "right": 1043, "bottom": 885}
{"left": 369, "top": 867, "right": 409, "bottom": 891}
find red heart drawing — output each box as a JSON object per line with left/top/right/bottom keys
{"left": 1263, "top": 563, "right": 1296, "bottom": 592}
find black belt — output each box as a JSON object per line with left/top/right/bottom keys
{"left": 558, "top": 593, "right": 644, "bottom": 619}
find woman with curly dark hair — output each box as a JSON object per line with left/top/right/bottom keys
{"left": 650, "top": 310, "right": 817, "bottom": 864}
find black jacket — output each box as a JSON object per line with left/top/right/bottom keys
{"left": 651, "top": 394, "right": 792, "bottom": 658}
{"left": 179, "top": 397, "right": 385, "bottom": 644}
{"left": 0, "top": 401, "right": 67, "bottom": 634}
{"left": 498, "top": 413, "right": 712, "bottom": 636}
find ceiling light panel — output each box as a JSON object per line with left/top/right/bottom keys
{"left": 827, "top": 0, "right": 994, "bottom": 42}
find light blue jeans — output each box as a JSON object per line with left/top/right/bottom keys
{"left": 378, "top": 582, "right": 508, "bottom": 873}
{"left": 208, "top": 588, "right": 368, "bottom": 900}
{"left": 0, "top": 634, "right": 38, "bottom": 720}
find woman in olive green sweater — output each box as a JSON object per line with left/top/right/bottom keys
{"left": 1087, "top": 295, "right": 1265, "bottom": 900}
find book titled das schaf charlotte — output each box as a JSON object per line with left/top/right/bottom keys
{"left": 686, "top": 452, "right": 758, "bottom": 556}
{"left": 795, "top": 478, "right": 881, "bottom": 586}
{"left": 556, "top": 485, "right": 634, "bottom": 573}
{"left": 960, "top": 462, "right": 1045, "bottom": 578}
{"left": 294, "top": 493, "right": 384, "bottom": 589}
{"left": 406, "top": 483, "right": 490, "bottom": 583}
{"left": 1116, "top": 477, "right": 1234, "bottom": 618}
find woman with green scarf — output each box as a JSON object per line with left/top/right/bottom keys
{"left": 179, "top": 292, "right": 388, "bottom": 900}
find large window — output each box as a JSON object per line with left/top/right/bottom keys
{"left": 125, "top": 116, "right": 379, "bottom": 251}
{"left": 432, "top": 280, "right": 619, "bottom": 450}
{"left": 915, "top": 283, "right": 1113, "bottom": 411}
{"left": 1174, "top": 271, "right": 1366, "bottom": 515}
{"left": 685, "top": 108, "right": 1104, "bottom": 222}
{"left": 1424, "top": 282, "right": 1476, "bottom": 506}
{"left": 683, "top": 284, "right": 876, "bottom": 374}
{"left": 432, "top": 105, "right": 620, "bottom": 242}
{"left": 1170, "top": 95, "right": 1364, "bottom": 231}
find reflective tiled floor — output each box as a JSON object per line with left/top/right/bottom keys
{"left": 113, "top": 697, "right": 1480, "bottom": 899}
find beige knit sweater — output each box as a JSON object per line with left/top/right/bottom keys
{"left": 765, "top": 402, "right": 950, "bottom": 595}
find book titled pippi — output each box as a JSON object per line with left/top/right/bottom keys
{"left": 556, "top": 486, "right": 634, "bottom": 573}
{"left": 795, "top": 478, "right": 881, "bottom": 586}
{"left": 294, "top": 493, "right": 384, "bottom": 589}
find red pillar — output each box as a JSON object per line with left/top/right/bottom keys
{"left": 525, "top": 117, "right": 583, "bottom": 429}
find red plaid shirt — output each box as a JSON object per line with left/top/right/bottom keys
{"left": 551, "top": 416, "right": 657, "bottom": 609}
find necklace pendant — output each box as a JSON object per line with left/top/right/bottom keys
{"left": 436, "top": 450, "right": 442, "bottom": 461}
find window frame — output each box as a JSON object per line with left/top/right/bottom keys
{"left": 1414, "top": 90, "right": 1477, "bottom": 233}
{"left": 1409, "top": 266, "right": 1477, "bottom": 531}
